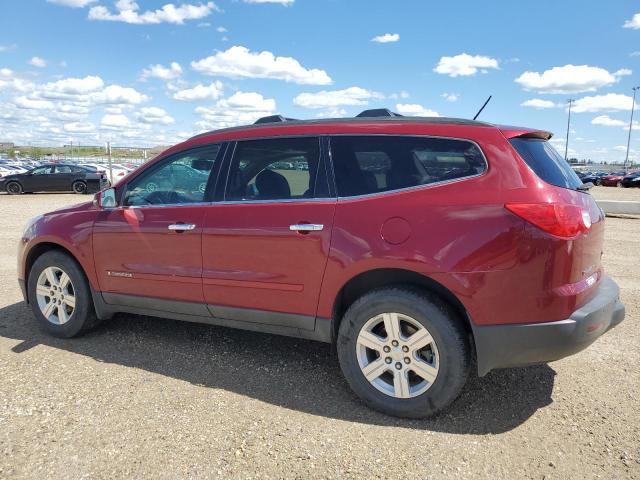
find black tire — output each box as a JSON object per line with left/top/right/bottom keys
{"left": 72, "top": 180, "right": 87, "bottom": 194}
{"left": 27, "top": 250, "right": 100, "bottom": 338}
{"left": 337, "top": 287, "right": 470, "bottom": 418}
{"left": 6, "top": 181, "right": 23, "bottom": 195}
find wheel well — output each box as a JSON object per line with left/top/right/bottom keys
{"left": 332, "top": 268, "right": 472, "bottom": 341}
{"left": 25, "top": 243, "right": 80, "bottom": 288}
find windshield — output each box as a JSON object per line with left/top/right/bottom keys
{"left": 509, "top": 138, "right": 583, "bottom": 190}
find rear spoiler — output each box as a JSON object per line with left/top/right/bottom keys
{"left": 498, "top": 126, "right": 553, "bottom": 141}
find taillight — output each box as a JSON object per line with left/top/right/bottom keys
{"left": 505, "top": 203, "right": 591, "bottom": 239}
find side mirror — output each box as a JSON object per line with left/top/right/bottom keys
{"left": 95, "top": 187, "right": 117, "bottom": 208}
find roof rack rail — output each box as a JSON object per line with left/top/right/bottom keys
{"left": 253, "top": 114, "right": 298, "bottom": 125}
{"left": 355, "top": 108, "right": 403, "bottom": 118}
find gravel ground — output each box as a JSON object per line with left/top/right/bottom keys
{"left": 0, "top": 193, "right": 638, "bottom": 479}
{"left": 590, "top": 185, "right": 640, "bottom": 202}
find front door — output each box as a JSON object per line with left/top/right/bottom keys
{"left": 92, "top": 144, "right": 223, "bottom": 310}
{"left": 201, "top": 137, "right": 336, "bottom": 330}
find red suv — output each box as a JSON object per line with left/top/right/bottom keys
{"left": 17, "top": 110, "right": 625, "bottom": 418}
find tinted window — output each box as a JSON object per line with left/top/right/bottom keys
{"left": 225, "top": 137, "right": 325, "bottom": 201}
{"left": 124, "top": 145, "right": 220, "bottom": 206}
{"left": 330, "top": 136, "right": 486, "bottom": 197}
{"left": 31, "top": 166, "right": 52, "bottom": 175}
{"left": 509, "top": 138, "right": 582, "bottom": 190}
{"left": 54, "top": 165, "right": 75, "bottom": 173}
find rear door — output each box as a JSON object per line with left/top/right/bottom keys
{"left": 201, "top": 136, "right": 336, "bottom": 329}
{"left": 92, "top": 144, "right": 224, "bottom": 309}
{"left": 50, "top": 164, "right": 77, "bottom": 191}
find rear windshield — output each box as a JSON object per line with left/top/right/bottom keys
{"left": 509, "top": 138, "right": 583, "bottom": 190}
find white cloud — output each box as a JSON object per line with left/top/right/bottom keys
{"left": 216, "top": 26, "right": 227, "bottom": 32}
{"left": 29, "top": 56, "right": 47, "bottom": 68}
{"left": 0, "top": 44, "right": 17, "bottom": 52}
{"left": 591, "top": 115, "right": 627, "bottom": 127}
{"left": 572, "top": 93, "right": 636, "bottom": 113}
{"left": 315, "top": 108, "right": 347, "bottom": 118}
{"left": 15, "top": 96, "right": 54, "bottom": 110}
{"left": 631, "top": 51, "right": 640, "bottom": 57}
{"left": 64, "top": 121, "right": 96, "bottom": 133}
{"left": 194, "top": 91, "right": 276, "bottom": 130}
{"left": 172, "top": 81, "right": 223, "bottom": 101}
{"left": 395, "top": 103, "right": 439, "bottom": 117}
{"left": 434, "top": 53, "right": 499, "bottom": 77}
{"left": 140, "top": 62, "right": 182, "bottom": 81}
{"left": 515, "top": 65, "right": 628, "bottom": 94}
{"left": 101, "top": 113, "right": 131, "bottom": 128}
{"left": 623, "top": 13, "right": 640, "bottom": 29}
{"left": 191, "top": 45, "right": 331, "bottom": 85}
{"left": 92, "top": 84, "right": 149, "bottom": 105}
{"left": 39, "top": 75, "right": 104, "bottom": 97}
{"left": 197, "top": 22, "right": 211, "bottom": 27}
{"left": 371, "top": 33, "right": 400, "bottom": 43}
{"left": 89, "top": 1, "right": 217, "bottom": 25}
{"left": 294, "top": 87, "right": 382, "bottom": 108}
{"left": 137, "top": 106, "right": 175, "bottom": 124}
{"left": 521, "top": 98, "right": 558, "bottom": 109}
{"left": 441, "top": 92, "right": 459, "bottom": 102}
{"left": 47, "top": 0, "right": 96, "bottom": 6}
{"left": 243, "top": 0, "right": 294, "bottom": 4}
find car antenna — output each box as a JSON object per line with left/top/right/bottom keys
{"left": 473, "top": 95, "right": 492, "bottom": 120}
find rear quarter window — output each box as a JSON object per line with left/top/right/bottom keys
{"left": 509, "top": 138, "right": 582, "bottom": 190}
{"left": 330, "top": 135, "right": 487, "bottom": 197}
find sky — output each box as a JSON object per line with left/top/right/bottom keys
{"left": 1, "top": 0, "right": 639, "bottom": 163}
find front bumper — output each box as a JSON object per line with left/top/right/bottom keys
{"left": 473, "top": 276, "right": 625, "bottom": 376}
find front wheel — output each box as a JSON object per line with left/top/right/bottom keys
{"left": 337, "top": 288, "right": 470, "bottom": 418}
{"left": 6, "top": 181, "right": 23, "bottom": 195}
{"left": 27, "top": 251, "right": 100, "bottom": 337}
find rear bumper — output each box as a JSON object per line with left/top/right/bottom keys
{"left": 473, "top": 276, "right": 625, "bottom": 376}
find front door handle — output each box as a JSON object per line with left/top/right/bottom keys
{"left": 289, "top": 224, "right": 324, "bottom": 232}
{"left": 168, "top": 223, "right": 196, "bottom": 231}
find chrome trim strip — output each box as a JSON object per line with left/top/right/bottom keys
{"left": 289, "top": 223, "right": 324, "bottom": 231}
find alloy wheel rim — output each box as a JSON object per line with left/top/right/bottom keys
{"left": 8, "top": 183, "right": 20, "bottom": 193}
{"left": 356, "top": 312, "right": 439, "bottom": 399}
{"left": 35, "top": 266, "right": 76, "bottom": 325}
{"left": 74, "top": 182, "right": 86, "bottom": 193}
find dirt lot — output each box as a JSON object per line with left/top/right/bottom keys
{"left": 0, "top": 192, "right": 638, "bottom": 479}
{"left": 590, "top": 185, "right": 640, "bottom": 202}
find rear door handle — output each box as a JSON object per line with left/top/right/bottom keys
{"left": 289, "top": 224, "right": 324, "bottom": 232}
{"left": 168, "top": 223, "right": 196, "bottom": 231}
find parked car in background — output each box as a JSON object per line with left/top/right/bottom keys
{"left": 80, "top": 163, "right": 132, "bottom": 184}
{"left": 581, "top": 171, "right": 607, "bottom": 186}
{"left": 1, "top": 163, "right": 108, "bottom": 194}
{"left": 600, "top": 171, "right": 626, "bottom": 187}
{"left": 17, "top": 110, "right": 625, "bottom": 418}
{"left": 620, "top": 171, "right": 640, "bottom": 188}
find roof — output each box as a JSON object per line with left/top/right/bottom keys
{"left": 189, "top": 115, "right": 495, "bottom": 141}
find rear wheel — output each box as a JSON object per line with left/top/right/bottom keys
{"left": 72, "top": 180, "right": 87, "bottom": 194}
{"left": 6, "top": 181, "right": 23, "bottom": 195}
{"left": 27, "top": 251, "right": 100, "bottom": 337}
{"left": 616, "top": 181, "right": 623, "bottom": 188}
{"left": 337, "top": 288, "right": 470, "bottom": 418}
{"left": 595, "top": 178, "right": 601, "bottom": 186}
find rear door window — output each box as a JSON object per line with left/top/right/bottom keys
{"left": 329, "top": 135, "right": 486, "bottom": 197}
{"left": 509, "top": 138, "right": 582, "bottom": 190}
{"left": 225, "top": 137, "right": 327, "bottom": 201}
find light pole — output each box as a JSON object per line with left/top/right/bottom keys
{"left": 564, "top": 98, "right": 575, "bottom": 161}
{"left": 624, "top": 86, "right": 639, "bottom": 171}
